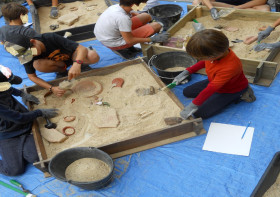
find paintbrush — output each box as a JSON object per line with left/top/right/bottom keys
{"left": 161, "top": 82, "right": 177, "bottom": 91}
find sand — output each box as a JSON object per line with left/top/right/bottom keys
{"left": 65, "top": 158, "right": 110, "bottom": 182}
{"left": 38, "top": 0, "right": 109, "bottom": 33}
{"left": 172, "top": 15, "right": 280, "bottom": 61}
{"left": 32, "top": 63, "right": 182, "bottom": 158}
{"left": 263, "top": 173, "right": 280, "bottom": 197}
{"left": 165, "top": 66, "right": 186, "bottom": 72}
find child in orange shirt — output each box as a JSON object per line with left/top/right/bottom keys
{"left": 173, "top": 29, "right": 256, "bottom": 119}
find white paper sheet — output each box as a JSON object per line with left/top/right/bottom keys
{"left": 202, "top": 122, "right": 254, "bottom": 156}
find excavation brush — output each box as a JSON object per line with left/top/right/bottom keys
{"left": 161, "top": 82, "right": 177, "bottom": 91}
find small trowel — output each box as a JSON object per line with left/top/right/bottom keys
{"left": 161, "top": 82, "right": 177, "bottom": 91}
{"left": 218, "top": 9, "right": 235, "bottom": 18}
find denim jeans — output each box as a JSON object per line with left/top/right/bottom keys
{"left": 183, "top": 79, "right": 247, "bottom": 119}
{"left": 0, "top": 133, "right": 38, "bottom": 176}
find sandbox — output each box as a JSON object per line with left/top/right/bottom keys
{"left": 25, "top": 58, "right": 205, "bottom": 173}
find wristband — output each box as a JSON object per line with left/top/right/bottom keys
{"left": 49, "top": 85, "right": 53, "bottom": 93}
{"left": 74, "top": 60, "right": 83, "bottom": 64}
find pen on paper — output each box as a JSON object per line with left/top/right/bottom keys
{"left": 241, "top": 121, "right": 251, "bottom": 139}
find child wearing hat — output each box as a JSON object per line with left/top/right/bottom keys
{"left": 173, "top": 29, "right": 256, "bottom": 119}
{"left": 0, "top": 65, "right": 59, "bottom": 176}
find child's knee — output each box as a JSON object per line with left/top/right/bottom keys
{"left": 88, "top": 50, "right": 100, "bottom": 63}
{"left": 149, "top": 22, "right": 162, "bottom": 33}
{"left": 141, "top": 13, "right": 152, "bottom": 22}
{"left": 183, "top": 87, "right": 195, "bottom": 98}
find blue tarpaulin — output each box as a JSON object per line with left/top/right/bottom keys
{"left": 0, "top": 2, "right": 279, "bottom": 197}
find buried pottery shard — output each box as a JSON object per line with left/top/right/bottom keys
{"left": 40, "top": 128, "right": 68, "bottom": 143}
{"left": 72, "top": 80, "right": 103, "bottom": 97}
{"left": 224, "top": 26, "right": 239, "bottom": 32}
{"left": 112, "top": 78, "right": 124, "bottom": 88}
{"left": 243, "top": 36, "right": 258, "bottom": 45}
{"left": 164, "top": 117, "right": 183, "bottom": 126}
{"left": 57, "top": 13, "right": 79, "bottom": 26}
{"left": 64, "top": 116, "right": 76, "bottom": 122}
{"left": 92, "top": 107, "right": 119, "bottom": 128}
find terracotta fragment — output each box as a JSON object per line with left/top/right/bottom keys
{"left": 62, "top": 126, "right": 76, "bottom": 136}
{"left": 40, "top": 128, "right": 68, "bottom": 143}
{"left": 112, "top": 78, "right": 124, "bottom": 88}
{"left": 92, "top": 107, "right": 119, "bottom": 128}
{"left": 58, "top": 4, "right": 65, "bottom": 10}
{"left": 64, "top": 116, "right": 76, "bottom": 122}
{"left": 164, "top": 117, "right": 183, "bottom": 126}
{"left": 69, "top": 7, "right": 78, "bottom": 11}
{"left": 57, "top": 13, "right": 79, "bottom": 26}
{"left": 259, "top": 25, "right": 267, "bottom": 31}
{"left": 72, "top": 80, "right": 102, "bottom": 97}
{"left": 243, "top": 36, "right": 258, "bottom": 45}
{"left": 224, "top": 26, "right": 239, "bottom": 32}
{"left": 43, "top": 91, "right": 52, "bottom": 105}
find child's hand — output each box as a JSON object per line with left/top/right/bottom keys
{"left": 253, "top": 42, "right": 280, "bottom": 52}
{"left": 68, "top": 63, "right": 82, "bottom": 80}
{"left": 180, "top": 102, "right": 198, "bottom": 119}
{"left": 52, "top": 86, "right": 66, "bottom": 97}
{"left": 172, "top": 70, "right": 189, "bottom": 85}
{"left": 210, "top": 8, "right": 219, "bottom": 20}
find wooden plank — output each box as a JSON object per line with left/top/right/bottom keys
{"left": 31, "top": 12, "right": 41, "bottom": 33}
{"left": 168, "top": 6, "right": 197, "bottom": 35}
{"left": 187, "top": 5, "right": 280, "bottom": 22}
{"left": 142, "top": 5, "right": 280, "bottom": 79}
{"left": 33, "top": 118, "right": 205, "bottom": 167}
{"left": 109, "top": 132, "right": 197, "bottom": 159}
{"left": 24, "top": 86, "right": 48, "bottom": 172}
{"left": 97, "top": 119, "right": 203, "bottom": 155}
{"left": 253, "top": 63, "right": 264, "bottom": 83}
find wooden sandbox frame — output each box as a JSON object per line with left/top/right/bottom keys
{"left": 141, "top": 5, "right": 280, "bottom": 87}
{"left": 25, "top": 58, "right": 206, "bottom": 174}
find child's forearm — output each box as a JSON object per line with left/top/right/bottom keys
{"left": 202, "top": 0, "right": 214, "bottom": 9}
{"left": 28, "top": 73, "right": 52, "bottom": 91}
{"left": 272, "top": 18, "right": 280, "bottom": 28}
